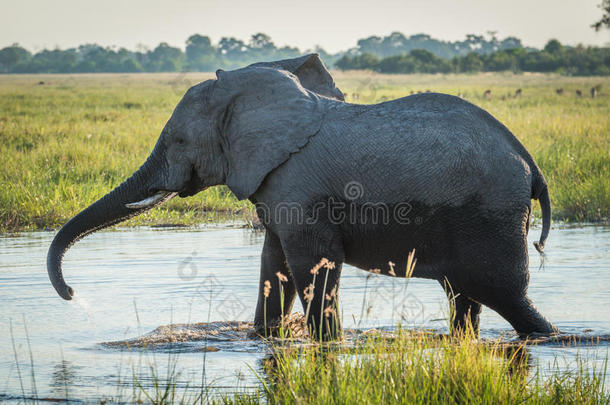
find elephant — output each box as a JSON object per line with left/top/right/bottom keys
{"left": 47, "top": 53, "right": 557, "bottom": 340}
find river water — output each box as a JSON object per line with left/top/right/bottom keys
{"left": 0, "top": 225, "right": 608, "bottom": 402}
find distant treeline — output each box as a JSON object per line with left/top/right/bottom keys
{"left": 336, "top": 40, "right": 610, "bottom": 76}
{"left": 0, "top": 33, "right": 304, "bottom": 73}
{"left": 0, "top": 32, "right": 608, "bottom": 75}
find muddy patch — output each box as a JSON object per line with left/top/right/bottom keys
{"left": 101, "top": 313, "right": 309, "bottom": 352}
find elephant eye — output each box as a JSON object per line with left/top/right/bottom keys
{"left": 176, "top": 138, "right": 186, "bottom": 145}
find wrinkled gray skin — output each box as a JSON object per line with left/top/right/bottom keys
{"left": 47, "top": 54, "right": 556, "bottom": 340}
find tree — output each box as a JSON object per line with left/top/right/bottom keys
{"left": 249, "top": 33, "right": 274, "bottom": 50}
{"left": 544, "top": 39, "right": 563, "bottom": 54}
{"left": 377, "top": 55, "right": 416, "bottom": 73}
{"left": 0, "top": 44, "right": 31, "bottom": 72}
{"left": 458, "top": 52, "right": 484, "bottom": 72}
{"left": 592, "top": 0, "right": 610, "bottom": 31}
{"left": 27, "top": 49, "right": 77, "bottom": 73}
{"left": 335, "top": 53, "right": 380, "bottom": 70}
{"left": 185, "top": 34, "right": 215, "bottom": 71}
{"left": 485, "top": 50, "right": 519, "bottom": 72}
{"left": 121, "top": 58, "right": 143, "bottom": 73}
{"left": 248, "top": 33, "right": 276, "bottom": 60}
{"left": 356, "top": 36, "right": 383, "bottom": 55}
{"left": 499, "top": 36, "right": 523, "bottom": 50}
{"left": 218, "top": 37, "right": 246, "bottom": 58}
{"left": 380, "top": 32, "right": 408, "bottom": 57}
{"left": 148, "top": 42, "right": 184, "bottom": 72}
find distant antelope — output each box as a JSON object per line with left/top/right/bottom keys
{"left": 351, "top": 93, "right": 360, "bottom": 101}
{"left": 556, "top": 88, "right": 564, "bottom": 95}
{"left": 483, "top": 89, "right": 492, "bottom": 99}
{"left": 515, "top": 88, "right": 522, "bottom": 97}
{"left": 591, "top": 87, "right": 597, "bottom": 98}
{"left": 410, "top": 90, "right": 415, "bottom": 95}
{"left": 576, "top": 90, "right": 582, "bottom": 97}
{"left": 457, "top": 92, "right": 464, "bottom": 98}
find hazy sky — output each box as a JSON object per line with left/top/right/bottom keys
{"left": 1, "top": 0, "right": 608, "bottom": 52}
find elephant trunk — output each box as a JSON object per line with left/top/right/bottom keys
{"left": 47, "top": 146, "right": 172, "bottom": 300}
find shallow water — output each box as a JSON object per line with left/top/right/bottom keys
{"left": 0, "top": 225, "right": 608, "bottom": 402}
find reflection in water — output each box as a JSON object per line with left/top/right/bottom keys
{"left": 500, "top": 344, "right": 532, "bottom": 377}
{"left": 50, "top": 360, "right": 76, "bottom": 398}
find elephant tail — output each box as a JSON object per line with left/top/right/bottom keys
{"left": 533, "top": 182, "right": 551, "bottom": 254}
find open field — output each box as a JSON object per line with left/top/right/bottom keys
{"left": 0, "top": 72, "right": 608, "bottom": 231}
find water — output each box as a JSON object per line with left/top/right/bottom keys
{"left": 1, "top": 225, "right": 608, "bottom": 402}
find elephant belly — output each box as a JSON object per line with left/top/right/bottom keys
{"left": 342, "top": 223, "right": 445, "bottom": 280}
{"left": 338, "top": 195, "right": 527, "bottom": 281}
{"left": 338, "top": 199, "right": 453, "bottom": 280}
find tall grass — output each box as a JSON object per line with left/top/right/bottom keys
{"left": 78, "top": 329, "right": 610, "bottom": 404}
{"left": 233, "top": 330, "right": 609, "bottom": 405}
{"left": 0, "top": 72, "right": 608, "bottom": 231}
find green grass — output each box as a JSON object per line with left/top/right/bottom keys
{"left": 227, "top": 331, "right": 608, "bottom": 405}
{"left": 0, "top": 72, "right": 608, "bottom": 231}
{"left": 122, "top": 330, "right": 608, "bottom": 404}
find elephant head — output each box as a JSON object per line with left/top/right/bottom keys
{"left": 47, "top": 54, "right": 343, "bottom": 300}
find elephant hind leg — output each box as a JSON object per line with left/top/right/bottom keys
{"left": 490, "top": 295, "right": 557, "bottom": 338}
{"left": 440, "top": 280, "right": 482, "bottom": 336}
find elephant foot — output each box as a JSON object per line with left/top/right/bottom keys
{"left": 495, "top": 296, "right": 558, "bottom": 338}
{"left": 251, "top": 317, "right": 287, "bottom": 338}
{"left": 252, "top": 312, "right": 310, "bottom": 339}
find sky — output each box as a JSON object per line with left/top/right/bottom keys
{"left": 1, "top": 0, "right": 608, "bottom": 53}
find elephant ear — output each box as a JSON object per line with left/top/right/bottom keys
{"left": 250, "top": 53, "right": 345, "bottom": 101}
{"left": 213, "top": 67, "right": 327, "bottom": 200}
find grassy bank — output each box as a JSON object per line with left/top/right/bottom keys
{"left": 0, "top": 72, "right": 608, "bottom": 231}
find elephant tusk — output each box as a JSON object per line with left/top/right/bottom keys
{"left": 125, "top": 191, "right": 177, "bottom": 209}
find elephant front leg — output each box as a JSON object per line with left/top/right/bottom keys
{"left": 449, "top": 294, "right": 482, "bottom": 336}
{"left": 254, "top": 230, "right": 297, "bottom": 336}
{"left": 281, "top": 233, "right": 344, "bottom": 341}
{"left": 290, "top": 255, "right": 343, "bottom": 341}
{"left": 440, "top": 279, "right": 482, "bottom": 336}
